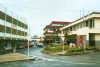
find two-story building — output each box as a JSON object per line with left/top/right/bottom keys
{"left": 43, "top": 21, "right": 70, "bottom": 45}
{"left": 60, "top": 12, "right": 100, "bottom": 49}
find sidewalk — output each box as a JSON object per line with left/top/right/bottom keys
{"left": 0, "top": 53, "right": 35, "bottom": 63}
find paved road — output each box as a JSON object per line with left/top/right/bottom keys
{"left": 0, "top": 46, "right": 100, "bottom": 67}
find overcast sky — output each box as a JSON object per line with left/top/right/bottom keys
{"left": 0, "top": 0, "right": 100, "bottom": 37}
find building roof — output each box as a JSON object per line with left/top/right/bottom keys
{"left": 72, "top": 12, "right": 100, "bottom": 23}
{"left": 43, "top": 25, "right": 62, "bottom": 30}
{"left": 60, "top": 12, "right": 100, "bottom": 30}
{"left": 43, "top": 21, "right": 71, "bottom": 30}
{"left": 50, "top": 21, "right": 70, "bottom": 25}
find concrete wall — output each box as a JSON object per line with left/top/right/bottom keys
{"left": 94, "top": 18, "right": 100, "bottom": 28}
{"left": 95, "top": 33, "right": 100, "bottom": 49}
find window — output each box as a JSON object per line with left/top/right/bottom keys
{"left": 0, "top": 24, "right": 5, "bottom": 32}
{"left": 76, "top": 25, "right": 79, "bottom": 29}
{"left": 6, "top": 27, "right": 11, "bottom": 34}
{"left": 86, "top": 20, "right": 89, "bottom": 27}
{"left": 92, "top": 19, "right": 94, "bottom": 27}
{"left": 70, "top": 27, "right": 72, "bottom": 31}
{"left": 74, "top": 25, "right": 76, "bottom": 30}
{"left": 79, "top": 24, "right": 82, "bottom": 28}
{"left": 90, "top": 19, "right": 92, "bottom": 27}
{"left": 83, "top": 22, "right": 86, "bottom": 27}
{"left": 72, "top": 26, "right": 75, "bottom": 31}
{"left": 89, "top": 19, "right": 94, "bottom": 27}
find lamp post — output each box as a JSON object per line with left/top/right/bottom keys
{"left": 61, "top": 35, "right": 65, "bottom": 54}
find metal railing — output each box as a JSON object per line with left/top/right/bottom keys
{"left": 0, "top": 4, "right": 28, "bottom": 25}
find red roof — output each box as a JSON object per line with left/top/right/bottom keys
{"left": 44, "top": 25, "right": 63, "bottom": 30}
{"left": 50, "top": 21, "right": 70, "bottom": 25}
{"left": 43, "top": 21, "right": 71, "bottom": 30}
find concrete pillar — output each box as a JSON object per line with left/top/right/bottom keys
{"left": 86, "top": 33, "right": 89, "bottom": 46}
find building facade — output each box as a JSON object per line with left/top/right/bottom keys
{"left": 60, "top": 12, "right": 100, "bottom": 49}
{"left": 0, "top": 6, "right": 28, "bottom": 50}
{"left": 43, "top": 21, "right": 70, "bottom": 45}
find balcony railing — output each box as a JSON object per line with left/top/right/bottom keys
{"left": 0, "top": 4, "right": 28, "bottom": 25}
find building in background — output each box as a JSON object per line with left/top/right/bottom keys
{"left": 0, "top": 5, "right": 28, "bottom": 50}
{"left": 43, "top": 21, "right": 70, "bottom": 45}
{"left": 60, "top": 12, "right": 100, "bottom": 50}
{"left": 32, "top": 36, "right": 44, "bottom": 43}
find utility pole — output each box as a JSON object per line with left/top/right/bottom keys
{"left": 28, "top": 27, "right": 30, "bottom": 59}
{"left": 61, "top": 31, "right": 65, "bottom": 54}
{"left": 83, "top": 9, "right": 85, "bottom": 51}
{"left": 4, "top": 7, "right": 7, "bottom": 50}
{"left": 62, "top": 36, "right": 64, "bottom": 54}
{"left": 4, "top": 7, "right": 6, "bottom": 40}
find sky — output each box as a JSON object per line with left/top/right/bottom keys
{"left": 0, "top": 0, "right": 100, "bottom": 37}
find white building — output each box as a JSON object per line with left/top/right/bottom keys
{"left": 0, "top": 5, "right": 28, "bottom": 49}
{"left": 60, "top": 12, "right": 100, "bottom": 50}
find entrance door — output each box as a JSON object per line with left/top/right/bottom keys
{"left": 89, "top": 33, "right": 95, "bottom": 46}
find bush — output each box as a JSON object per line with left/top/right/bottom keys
{"left": 42, "top": 44, "right": 97, "bottom": 54}
{"left": 43, "top": 44, "right": 65, "bottom": 53}
{"left": 85, "top": 46, "right": 96, "bottom": 50}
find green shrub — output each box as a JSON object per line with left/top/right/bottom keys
{"left": 42, "top": 44, "right": 97, "bottom": 54}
